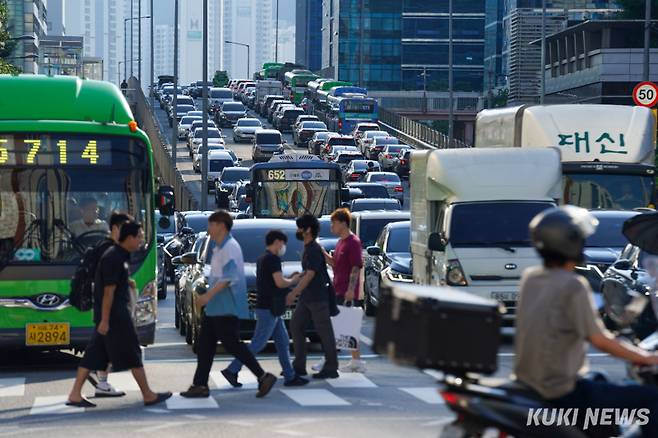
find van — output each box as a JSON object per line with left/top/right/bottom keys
{"left": 209, "top": 88, "right": 233, "bottom": 110}
{"left": 207, "top": 150, "right": 238, "bottom": 193}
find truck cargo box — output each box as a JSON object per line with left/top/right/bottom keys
{"left": 374, "top": 283, "right": 502, "bottom": 375}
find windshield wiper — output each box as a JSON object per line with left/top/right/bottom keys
{"left": 53, "top": 219, "right": 87, "bottom": 256}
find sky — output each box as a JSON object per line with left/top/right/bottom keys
{"left": 154, "top": 0, "right": 296, "bottom": 28}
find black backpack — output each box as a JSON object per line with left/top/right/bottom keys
{"left": 69, "top": 239, "right": 113, "bottom": 311}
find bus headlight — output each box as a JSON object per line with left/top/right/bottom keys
{"left": 135, "top": 281, "right": 157, "bottom": 326}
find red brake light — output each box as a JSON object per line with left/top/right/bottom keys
{"left": 441, "top": 391, "right": 460, "bottom": 406}
{"left": 385, "top": 154, "right": 392, "bottom": 159}
{"left": 394, "top": 186, "right": 403, "bottom": 192}
{"left": 338, "top": 120, "right": 343, "bottom": 130}
{"left": 350, "top": 173, "right": 360, "bottom": 180}
{"left": 400, "top": 159, "right": 408, "bottom": 165}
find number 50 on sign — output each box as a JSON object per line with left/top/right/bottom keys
{"left": 633, "top": 82, "right": 658, "bottom": 107}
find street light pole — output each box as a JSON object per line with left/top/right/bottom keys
{"left": 201, "top": 0, "right": 209, "bottom": 210}
{"left": 644, "top": 0, "right": 652, "bottom": 82}
{"left": 448, "top": 0, "right": 454, "bottom": 145}
{"left": 540, "top": 0, "right": 546, "bottom": 104}
{"left": 275, "top": 0, "right": 279, "bottom": 63}
{"left": 172, "top": 0, "right": 179, "bottom": 166}
{"left": 150, "top": 0, "right": 154, "bottom": 105}
{"left": 130, "top": 0, "right": 134, "bottom": 77}
{"left": 138, "top": 0, "right": 142, "bottom": 81}
{"left": 225, "top": 41, "right": 250, "bottom": 79}
{"left": 124, "top": 19, "right": 128, "bottom": 80}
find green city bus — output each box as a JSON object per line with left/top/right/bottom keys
{"left": 0, "top": 75, "right": 174, "bottom": 352}
{"left": 283, "top": 71, "right": 319, "bottom": 104}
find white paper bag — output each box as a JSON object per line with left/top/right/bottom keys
{"left": 331, "top": 305, "right": 364, "bottom": 350}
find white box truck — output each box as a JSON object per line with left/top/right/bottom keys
{"left": 475, "top": 104, "right": 656, "bottom": 210}
{"left": 410, "top": 148, "right": 562, "bottom": 333}
{"left": 255, "top": 80, "right": 283, "bottom": 112}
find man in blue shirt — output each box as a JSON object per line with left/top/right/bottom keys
{"left": 181, "top": 211, "right": 276, "bottom": 398}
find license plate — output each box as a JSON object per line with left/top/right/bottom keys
{"left": 491, "top": 291, "right": 518, "bottom": 302}
{"left": 25, "top": 323, "right": 70, "bottom": 346}
{"left": 282, "top": 310, "right": 293, "bottom": 320}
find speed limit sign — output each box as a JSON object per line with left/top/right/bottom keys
{"left": 633, "top": 82, "right": 658, "bottom": 107}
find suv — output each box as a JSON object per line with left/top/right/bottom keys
{"left": 253, "top": 129, "right": 285, "bottom": 162}
{"left": 322, "top": 135, "right": 357, "bottom": 159}
{"left": 275, "top": 108, "right": 306, "bottom": 133}
{"left": 259, "top": 94, "right": 285, "bottom": 116}
{"left": 293, "top": 121, "right": 327, "bottom": 148}
{"left": 267, "top": 100, "right": 291, "bottom": 123}
{"left": 208, "top": 87, "right": 233, "bottom": 112}
{"left": 366, "top": 136, "right": 401, "bottom": 160}
{"left": 207, "top": 150, "right": 239, "bottom": 193}
{"left": 394, "top": 148, "right": 412, "bottom": 178}
{"left": 215, "top": 101, "right": 247, "bottom": 127}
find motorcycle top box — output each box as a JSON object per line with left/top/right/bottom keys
{"left": 374, "top": 283, "right": 502, "bottom": 375}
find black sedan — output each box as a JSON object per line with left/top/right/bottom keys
{"left": 585, "top": 210, "right": 639, "bottom": 273}
{"left": 214, "top": 167, "right": 251, "bottom": 209}
{"left": 363, "top": 220, "right": 411, "bottom": 316}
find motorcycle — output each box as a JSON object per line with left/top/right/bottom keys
{"left": 162, "top": 226, "right": 196, "bottom": 283}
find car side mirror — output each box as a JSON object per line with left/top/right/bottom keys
{"left": 157, "top": 234, "right": 165, "bottom": 244}
{"left": 428, "top": 232, "right": 446, "bottom": 252}
{"left": 341, "top": 202, "right": 350, "bottom": 209}
{"left": 613, "top": 259, "right": 632, "bottom": 271}
{"left": 366, "top": 246, "right": 381, "bottom": 256}
{"left": 340, "top": 187, "right": 351, "bottom": 203}
{"left": 180, "top": 251, "right": 199, "bottom": 265}
{"left": 156, "top": 185, "right": 176, "bottom": 216}
{"left": 171, "top": 255, "right": 183, "bottom": 265}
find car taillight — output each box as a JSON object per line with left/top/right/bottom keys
{"left": 385, "top": 154, "right": 393, "bottom": 159}
{"left": 440, "top": 391, "right": 461, "bottom": 406}
{"left": 400, "top": 159, "right": 408, "bottom": 165}
{"left": 373, "top": 146, "right": 383, "bottom": 151}
{"left": 394, "top": 186, "right": 403, "bottom": 192}
{"left": 338, "top": 120, "right": 343, "bottom": 131}
{"left": 350, "top": 173, "right": 360, "bottom": 180}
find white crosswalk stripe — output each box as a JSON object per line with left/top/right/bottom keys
{"left": 210, "top": 370, "right": 259, "bottom": 390}
{"left": 165, "top": 394, "right": 219, "bottom": 409}
{"left": 30, "top": 396, "right": 84, "bottom": 415}
{"left": 280, "top": 389, "right": 351, "bottom": 406}
{"left": 399, "top": 387, "right": 444, "bottom": 405}
{"left": 0, "top": 377, "right": 25, "bottom": 397}
{"left": 327, "top": 373, "right": 377, "bottom": 388}
{"left": 104, "top": 371, "right": 141, "bottom": 392}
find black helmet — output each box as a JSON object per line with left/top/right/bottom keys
{"left": 529, "top": 206, "right": 598, "bottom": 262}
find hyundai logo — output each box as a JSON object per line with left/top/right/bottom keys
{"left": 301, "top": 170, "right": 312, "bottom": 180}
{"left": 34, "top": 293, "right": 62, "bottom": 308}
{"left": 505, "top": 264, "right": 518, "bottom": 270}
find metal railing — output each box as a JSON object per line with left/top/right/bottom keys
{"left": 378, "top": 107, "right": 470, "bottom": 150}
{"left": 128, "top": 78, "right": 200, "bottom": 211}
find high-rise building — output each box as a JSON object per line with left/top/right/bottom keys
{"left": 320, "top": 0, "right": 486, "bottom": 93}
{"left": 499, "top": 0, "right": 620, "bottom": 105}
{"left": 6, "top": 0, "right": 47, "bottom": 74}
{"left": 179, "top": 0, "right": 221, "bottom": 85}
{"left": 47, "top": 0, "right": 66, "bottom": 36}
{"left": 153, "top": 24, "right": 174, "bottom": 79}
{"left": 295, "top": 0, "right": 322, "bottom": 72}
{"left": 221, "top": 0, "right": 274, "bottom": 79}
{"left": 484, "top": 0, "right": 505, "bottom": 96}
{"left": 65, "top": 0, "right": 129, "bottom": 85}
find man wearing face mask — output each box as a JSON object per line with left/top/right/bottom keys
{"left": 221, "top": 230, "right": 308, "bottom": 387}
{"left": 287, "top": 215, "right": 339, "bottom": 379}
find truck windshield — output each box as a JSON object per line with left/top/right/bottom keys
{"left": 563, "top": 174, "right": 653, "bottom": 210}
{"left": 449, "top": 202, "right": 553, "bottom": 247}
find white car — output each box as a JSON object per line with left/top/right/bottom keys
{"left": 206, "top": 150, "right": 240, "bottom": 192}
{"left": 233, "top": 118, "right": 263, "bottom": 143}
{"left": 378, "top": 144, "right": 408, "bottom": 171}
{"left": 193, "top": 143, "right": 229, "bottom": 172}
{"left": 359, "top": 130, "right": 390, "bottom": 154}
{"left": 190, "top": 127, "right": 225, "bottom": 155}
{"left": 178, "top": 115, "right": 202, "bottom": 139}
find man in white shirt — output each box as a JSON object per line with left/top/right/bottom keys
{"left": 70, "top": 197, "right": 108, "bottom": 237}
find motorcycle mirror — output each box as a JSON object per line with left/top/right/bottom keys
{"left": 157, "top": 234, "right": 165, "bottom": 244}
{"left": 180, "top": 226, "right": 195, "bottom": 235}
{"left": 613, "top": 259, "right": 632, "bottom": 271}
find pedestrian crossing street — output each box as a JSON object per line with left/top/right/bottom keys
{"left": 0, "top": 368, "right": 446, "bottom": 417}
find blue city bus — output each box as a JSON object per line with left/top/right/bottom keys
{"left": 324, "top": 95, "right": 378, "bottom": 134}
{"left": 247, "top": 154, "right": 348, "bottom": 218}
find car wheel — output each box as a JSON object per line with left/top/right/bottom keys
{"left": 233, "top": 136, "right": 237, "bottom": 142}
{"left": 364, "top": 271, "right": 379, "bottom": 317}
{"left": 158, "top": 276, "right": 167, "bottom": 300}
{"left": 184, "top": 311, "right": 193, "bottom": 344}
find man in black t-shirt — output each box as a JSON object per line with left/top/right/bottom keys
{"left": 287, "top": 215, "right": 339, "bottom": 379}
{"left": 221, "top": 230, "right": 308, "bottom": 387}
{"left": 66, "top": 221, "right": 172, "bottom": 408}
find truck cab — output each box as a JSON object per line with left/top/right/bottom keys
{"left": 410, "top": 148, "right": 562, "bottom": 333}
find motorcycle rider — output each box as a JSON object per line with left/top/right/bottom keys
{"left": 516, "top": 206, "right": 658, "bottom": 437}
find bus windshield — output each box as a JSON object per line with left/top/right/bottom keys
{"left": 341, "top": 99, "right": 376, "bottom": 114}
{"left": 0, "top": 133, "right": 152, "bottom": 265}
{"left": 253, "top": 180, "right": 340, "bottom": 218}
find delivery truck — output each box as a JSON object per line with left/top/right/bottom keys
{"left": 475, "top": 104, "right": 656, "bottom": 210}
{"left": 409, "top": 148, "right": 562, "bottom": 333}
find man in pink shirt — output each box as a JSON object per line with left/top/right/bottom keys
{"left": 323, "top": 208, "right": 365, "bottom": 373}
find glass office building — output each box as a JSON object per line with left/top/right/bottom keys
{"left": 295, "top": 0, "right": 323, "bottom": 72}
{"left": 320, "top": 0, "right": 485, "bottom": 92}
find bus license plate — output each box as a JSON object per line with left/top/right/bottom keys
{"left": 282, "top": 310, "right": 293, "bottom": 320}
{"left": 25, "top": 323, "right": 70, "bottom": 346}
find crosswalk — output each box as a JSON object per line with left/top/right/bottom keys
{"left": 1, "top": 373, "right": 444, "bottom": 415}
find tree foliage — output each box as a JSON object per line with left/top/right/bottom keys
{"left": 213, "top": 70, "right": 229, "bottom": 87}
{"left": 617, "top": 0, "right": 658, "bottom": 19}
{"left": 0, "top": 0, "right": 20, "bottom": 74}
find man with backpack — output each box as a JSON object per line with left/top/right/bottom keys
{"left": 70, "top": 211, "right": 132, "bottom": 398}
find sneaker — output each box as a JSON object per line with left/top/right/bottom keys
{"left": 221, "top": 369, "right": 243, "bottom": 388}
{"left": 311, "top": 358, "right": 326, "bottom": 372}
{"left": 256, "top": 373, "right": 277, "bottom": 398}
{"left": 95, "top": 382, "right": 126, "bottom": 398}
{"left": 339, "top": 360, "right": 367, "bottom": 374}
{"left": 180, "top": 385, "right": 210, "bottom": 398}
{"left": 312, "top": 369, "right": 339, "bottom": 379}
{"left": 284, "top": 376, "right": 310, "bottom": 387}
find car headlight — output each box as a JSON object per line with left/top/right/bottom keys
{"left": 134, "top": 281, "right": 157, "bottom": 326}
{"left": 445, "top": 260, "right": 468, "bottom": 286}
{"left": 384, "top": 267, "right": 413, "bottom": 283}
